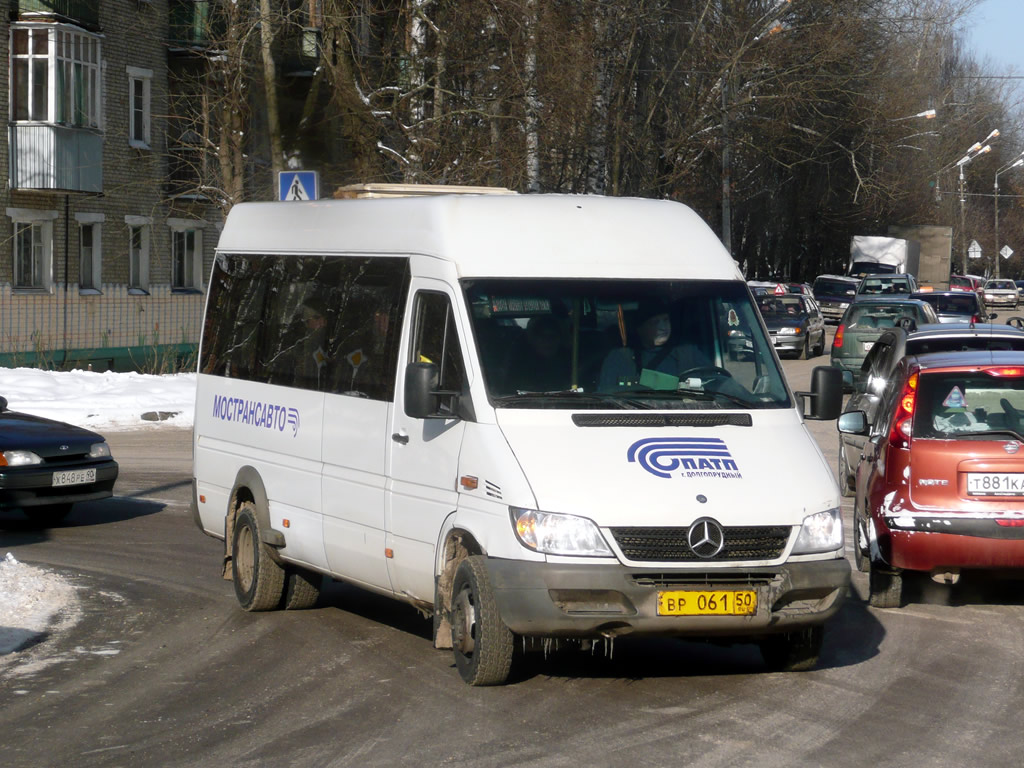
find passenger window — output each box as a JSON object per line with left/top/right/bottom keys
{"left": 411, "top": 292, "right": 466, "bottom": 393}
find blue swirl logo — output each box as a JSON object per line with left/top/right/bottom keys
{"left": 627, "top": 437, "right": 741, "bottom": 479}
{"left": 286, "top": 407, "right": 300, "bottom": 437}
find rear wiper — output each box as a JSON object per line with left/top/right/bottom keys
{"left": 955, "top": 429, "right": 1024, "bottom": 442}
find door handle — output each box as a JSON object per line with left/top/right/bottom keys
{"left": 392, "top": 432, "right": 409, "bottom": 445}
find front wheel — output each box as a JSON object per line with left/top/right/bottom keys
{"left": 450, "top": 557, "right": 514, "bottom": 686}
{"left": 232, "top": 503, "right": 286, "bottom": 612}
{"left": 759, "top": 626, "right": 823, "bottom": 672}
{"left": 24, "top": 503, "right": 73, "bottom": 526}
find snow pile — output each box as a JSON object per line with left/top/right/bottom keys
{"left": 0, "top": 367, "right": 196, "bottom": 431}
{"left": 0, "top": 553, "right": 80, "bottom": 657}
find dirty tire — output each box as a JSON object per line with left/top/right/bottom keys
{"left": 868, "top": 563, "right": 903, "bottom": 608}
{"left": 853, "top": 505, "right": 870, "bottom": 573}
{"left": 838, "top": 445, "right": 855, "bottom": 499}
{"left": 450, "top": 556, "right": 514, "bottom": 686}
{"left": 798, "top": 337, "right": 809, "bottom": 360}
{"left": 759, "top": 626, "right": 823, "bottom": 672}
{"left": 24, "top": 503, "right": 73, "bottom": 526}
{"left": 282, "top": 567, "right": 322, "bottom": 610}
{"left": 232, "top": 503, "right": 286, "bottom": 612}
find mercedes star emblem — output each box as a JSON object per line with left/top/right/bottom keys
{"left": 687, "top": 517, "right": 725, "bottom": 559}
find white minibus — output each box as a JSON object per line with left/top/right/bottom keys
{"left": 192, "top": 192, "right": 848, "bottom": 685}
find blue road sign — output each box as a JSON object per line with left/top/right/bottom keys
{"left": 279, "top": 171, "right": 319, "bottom": 201}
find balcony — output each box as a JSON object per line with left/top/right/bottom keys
{"left": 9, "top": 124, "right": 103, "bottom": 193}
{"left": 12, "top": 0, "right": 99, "bottom": 29}
{"left": 170, "top": 1, "right": 224, "bottom": 49}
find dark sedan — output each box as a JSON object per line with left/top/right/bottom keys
{"left": 909, "top": 290, "right": 989, "bottom": 324}
{"left": 755, "top": 293, "right": 827, "bottom": 359}
{"left": 0, "top": 396, "right": 118, "bottom": 524}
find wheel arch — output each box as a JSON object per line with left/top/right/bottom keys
{"left": 222, "top": 466, "right": 283, "bottom": 578}
{"left": 432, "top": 521, "right": 485, "bottom": 649}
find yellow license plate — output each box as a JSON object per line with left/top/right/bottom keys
{"left": 657, "top": 590, "right": 757, "bottom": 616}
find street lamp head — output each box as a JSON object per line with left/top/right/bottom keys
{"left": 985, "top": 129, "right": 1000, "bottom": 143}
{"left": 919, "top": 109, "right": 937, "bottom": 119}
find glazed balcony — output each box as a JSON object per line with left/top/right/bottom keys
{"left": 9, "top": 124, "right": 103, "bottom": 193}
{"left": 12, "top": 0, "right": 99, "bottom": 29}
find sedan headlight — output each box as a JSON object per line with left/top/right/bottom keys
{"left": 776, "top": 327, "right": 802, "bottom": 335}
{"left": 1, "top": 449, "right": 43, "bottom": 467}
{"left": 510, "top": 507, "right": 613, "bottom": 557}
{"left": 839, "top": 302, "right": 850, "bottom": 309}
{"left": 89, "top": 442, "right": 111, "bottom": 459}
{"left": 792, "top": 508, "right": 843, "bottom": 554}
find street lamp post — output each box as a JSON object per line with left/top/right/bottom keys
{"left": 954, "top": 129, "right": 999, "bottom": 274}
{"left": 994, "top": 153, "right": 1024, "bottom": 279}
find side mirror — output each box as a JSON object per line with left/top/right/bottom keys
{"left": 837, "top": 410, "right": 869, "bottom": 435}
{"left": 796, "top": 366, "right": 843, "bottom": 421}
{"left": 404, "top": 362, "right": 441, "bottom": 419}
{"left": 403, "top": 363, "right": 470, "bottom": 420}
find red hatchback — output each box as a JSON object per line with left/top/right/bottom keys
{"left": 839, "top": 351, "right": 1024, "bottom": 607}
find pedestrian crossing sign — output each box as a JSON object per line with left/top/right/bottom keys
{"left": 279, "top": 171, "right": 319, "bottom": 201}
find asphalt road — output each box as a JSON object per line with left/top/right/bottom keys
{"left": 4, "top": 345, "right": 1024, "bottom": 768}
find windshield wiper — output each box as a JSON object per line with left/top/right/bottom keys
{"left": 673, "top": 387, "right": 757, "bottom": 408}
{"left": 951, "top": 429, "right": 1024, "bottom": 442}
{"left": 491, "top": 391, "right": 652, "bottom": 409}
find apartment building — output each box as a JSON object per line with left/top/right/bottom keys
{"left": 2, "top": 0, "right": 218, "bottom": 370}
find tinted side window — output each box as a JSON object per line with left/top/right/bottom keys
{"left": 199, "top": 253, "right": 410, "bottom": 401}
{"left": 410, "top": 291, "right": 465, "bottom": 393}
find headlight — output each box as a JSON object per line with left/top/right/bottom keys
{"left": 792, "top": 508, "right": 843, "bottom": 554}
{"left": 89, "top": 442, "right": 111, "bottom": 459}
{"left": 1, "top": 450, "right": 43, "bottom": 467}
{"left": 510, "top": 507, "right": 613, "bottom": 557}
{"left": 839, "top": 302, "right": 850, "bottom": 309}
{"left": 776, "top": 327, "right": 801, "bottom": 335}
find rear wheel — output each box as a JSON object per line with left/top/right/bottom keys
{"left": 814, "top": 331, "right": 826, "bottom": 357}
{"left": 282, "top": 567, "right": 322, "bottom": 610}
{"left": 868, "top": 563, "right": 903, "bottom": 608}
{"left": 232, "top": 503, "right": 286, "bottom": 612}
{"left": 759, "top": 626, "right": 823, "bottom": 672}
{"left": 450, "top": 556, "right": 514, "bottom": 686}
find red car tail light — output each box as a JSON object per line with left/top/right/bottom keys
{"left": 833, "top": 324, "right": 845, "bottom": 349}
{"left": 888, "top": 368, "right": 919, "bottom": 449}
{"left": 984, "top": 367, "right": 1024, "bottom": 377}
{"left": 997, "top": 519, "right": 1024, "bottom": 527}
{"left": 971, "top": 314, "right": 980, "bottom": 324}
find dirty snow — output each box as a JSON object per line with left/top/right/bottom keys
{"left": 0, "top": 553, "right": 80, "bottom": 659}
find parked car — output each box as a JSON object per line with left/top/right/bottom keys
{"left": 854, "top": 273, "right": 918, "bottom": 298}
{"left": 754, "top": 293, "right": 827, "bottom": 359}
{"left": 839, "top": 350, "right": 1024, "bottom": 607}
{"left": 830, "top": 297, "right": 939, "bottom": 388}
{"left": 983, "top": 278, "right": 1019, "bottom": 309}
{"left": 0, "top": 396, "right": 118, "bottom": 525}
{"left": 812, "top": 274, "right": 859, "bottom": 323}
{"left": 950, "top": 274, "right": 986, "bottom": 296}
{"left": 909, "top": 290, "right": 989, "bottom": 324}
{"left": 836, "top": 322, "right": 1024, "bottom": 496}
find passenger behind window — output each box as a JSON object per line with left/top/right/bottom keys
{"left": 503, "top": 315, "right": 573, "bottom": 393}
{"left": 598, "top": 300, "right": 710, "bottom": 391}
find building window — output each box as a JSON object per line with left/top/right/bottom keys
{"left": 126, "top": 216, "right": 151, "bottom": 293}
{"left": 76, "top": 213, "right": 104, "bottom": 293}
{"left": 11, "top": 24, "right": 102, "bottom": 128}
{"left": 7, "top": 208, "right": 57, "bottom": 291}
{"left": 127, "top": 67, "right": 152, "bottom": 148}
{"left": 168, "top": 218, "right": 206, "bottom": 291}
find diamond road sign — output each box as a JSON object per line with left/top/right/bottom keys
{"left": 279, "top": 171, "right": 319, "bottom": 201}
{"left": 1001, "top": 245, "right": 1014, "bottom": 260}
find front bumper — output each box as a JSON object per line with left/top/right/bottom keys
{"left": 485, "top": 556, "right": 850, "bottom": 638}
{"left": 0, "top": 459, "right": 118, "bottom": 509}
{"left": 984, "top": 295, "right": 1018, "bottom": 307}
{"left": 770, "top": 334, "right": 805, "bottom": 355}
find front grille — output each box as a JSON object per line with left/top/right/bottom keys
{"left": 42, "top": 453, "right": 91, "bottom": 466}
{"left": 610, "top": 525, "right": 791, "bottom": 562}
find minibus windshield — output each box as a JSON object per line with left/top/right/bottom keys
{"left": 463, "top": 278, "right": 791, "bottom": 410}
